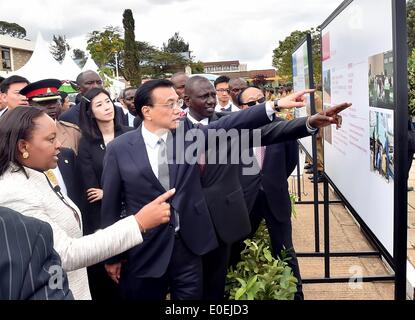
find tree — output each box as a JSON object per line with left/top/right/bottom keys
{"left": 50, "top": 35, "right": 70, "bottom": 62}
{"left": 0, "top": 21, "right": 26, "bottom": 39}
{"left": 409, "top": 0, "right": 415, "bottom": 53}
{"left": 86, "top": 26, "right": 124, "bottom": 70}
{"left": 272, "top": 28, "right": 321, "bottom": 85}
{"left": 72, "top": 48, "right": 87, "bottom": 68}
{"left": 123, "top": 9, "right": 141, "bottom": 86}
{"left": 272, "top": 30, "right": 307, "bottom": 82}
{"left": 190, "top": 61, "right": 205, "bottom": 74}
{"left": 163, "top": 32, "right": 189, "bottom": 53}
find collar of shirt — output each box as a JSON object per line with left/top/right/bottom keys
{"left": 215, "top": 101, "right": 234, "bottom": 112}
{"left": 141, "top": 123, "right": 168, "bottom": 149}
{"left": 0, "top": 107, "right": 8, "bottom": 117}
{"left": 127, "top": 112, "right": 135, "bottom": 127}
{"left": 186, "top": 112, "right": 209, "bottom": 125}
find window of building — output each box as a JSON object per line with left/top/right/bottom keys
{"left": 1, "top": 47, "right": 11, "bottom": 70}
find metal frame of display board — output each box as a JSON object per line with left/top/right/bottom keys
{"left": 300, "top": 0, "right": 408, "bottom": 301}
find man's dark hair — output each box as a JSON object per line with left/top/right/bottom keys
{"left": 214, "top": 75, "right": 230, "bottom": 88}
{"left": 0, "top": 106, "right": 45, "bottom": 176}
{"left": 79, "top": 88, "right": 119, "bottom": 141}
{"left": 134, "top": 79, "right": 174, "bottom": 119}
{"left": 237, "top": 86, "right": 261, "bottom": 106}
{"left": 0, "top": 76, "right": 5, "bottom": 84}
{"left": 0, "top": 75, "right": 29, "bottom": 94}
{"left": 123, "top": 87, "right": 136, "bottom": 99}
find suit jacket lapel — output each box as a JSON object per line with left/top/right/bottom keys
{"left": 129, "top": 126, "right": 165, "bottom": 193}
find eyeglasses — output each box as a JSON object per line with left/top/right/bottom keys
{"left": 216, "top": 89, "right": 230, "bottom": 94}
{"left": 152, "top": 99, "right": 184, "bottom": 109}
{"left": 242, "top": 97, "right": 266, "bottom": 107}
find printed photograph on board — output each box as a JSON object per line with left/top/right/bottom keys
{"left": 368, "top": 51, "right": 394, "bottom": 108}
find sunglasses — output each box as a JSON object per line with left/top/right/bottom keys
{"left": 243, "top": 97, "right": 266, "bottom": 107}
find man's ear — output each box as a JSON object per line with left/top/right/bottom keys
{"left": 184, "top": 95, "right": 190, "bottom": 106}
{"left": 141, "top": 106, "right": 151, "bottom": 121}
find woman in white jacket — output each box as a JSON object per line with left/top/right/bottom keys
{"left": 0, "top": 107, "right": 175, "bottom": 299}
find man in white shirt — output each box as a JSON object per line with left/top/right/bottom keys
{"left": 0, "top": 75, "right": 29, "bottom": 117}
{"left": 214, "top": 75, "right": 239, "bottom": 112}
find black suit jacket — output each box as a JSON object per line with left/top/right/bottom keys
{"left": 58, "top": 148, "right": 82, "bottom": 208}
{"left": 59, "top": 102, "right": 126, "bottom": 127}
{"left": 100, "top": 103, "right": 273, "bottom": 278}
{"left": 0, "top": 206, "right": 73, "bottom": 300}
{"left": 77, "top": 126, "right": 132, "bottom": 234}
{"left": 240, "top": 119, "right": 302, "bottom": 222}
{"left": 201, "top": 114, "right": 309, "bottom": 243}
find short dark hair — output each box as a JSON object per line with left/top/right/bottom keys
{"left": 0, "top": 76, "right": 5, "bottom": 84}
{"left": 134, "top": 79, "right": 174, "bottom": 119}
{"left": 79, "top": 88, "right": 119, "bottom": 141}
{"left": 0, "top": 75, "right": 29, "bottom": 94}
{"left": 214, "top": 75, "right": 230, "bottom": 88}
{"left": 184, "top": 76, "right": 211, "bottom": 97}
{"left": 123, "top": 87, "right": 136, "bottom": 99}
{"left": 0, "top": 106, "right": 45, "bottom": 176}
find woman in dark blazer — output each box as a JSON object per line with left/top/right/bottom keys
{"left": 77, "top": 88, "right": 132, "bottom": 300}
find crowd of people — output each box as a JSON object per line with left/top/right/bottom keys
{"left": 0, "top": 70, "right": 350, "bottom": 300}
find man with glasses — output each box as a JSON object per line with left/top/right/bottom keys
{"left": 0, "top": 75, "right": 29, "bottom": 117}
{"left": 214, "top": 75, "right": 239, "bottom": 112}
{"left": 235, "top": 86, "right": 306, "bottom": 299}
{"left": 228, "top": 77, "right": 248, "bottom": 109}
{"left": 100, "top": 78, "right": 318, "bottom": 300}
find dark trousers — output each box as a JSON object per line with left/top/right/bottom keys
{"left": 118, "top": 234, "right": 203, "bottom": 300}
{"left": 202, "top": 240, "right": 230, "bottom": 300}
{"left": 230, "top": 190, "right": 304, "bottom": 300}
{"left": 87, "top": 262, "right": 120, "bottom": 301}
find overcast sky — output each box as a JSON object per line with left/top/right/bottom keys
{"left": 0, "top": 0, "right": 343, "bottom": 70}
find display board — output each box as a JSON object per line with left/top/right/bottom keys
{"left": 321, "top": 0, "right": 397, "bottom": 256}
{"left": 292, "top": 34, "right": 314, "bottom": 157}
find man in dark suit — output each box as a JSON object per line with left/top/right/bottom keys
{"left": 186, "top": 80, "right": 350, "bottom": 299}
{"left": 100, "top": 78, "right": 293, "bottom": 300}
{"left": 236, "top": 87, "right": 306, "bottom": 300}
{"left": 120, "top": 87, "right": 138, "bottom": 127}
{"left": 59, "top": 70, "right": 125, "bottom": 126}
{"left": 57, "top": 147, "right": 82, "bottom": 209}
{"left": 0, "top": 206, "right": 73, "bottom": 300}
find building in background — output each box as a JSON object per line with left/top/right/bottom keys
{"left": 0, "top": 35, "right": 34, "bottom": 77}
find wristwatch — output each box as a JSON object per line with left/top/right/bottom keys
{"left": 273, "top": 99, "right": 281, "bottom": 112}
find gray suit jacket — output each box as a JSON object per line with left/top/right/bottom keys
{"left": 0, "top": 206, "right": 73, "bottom": 300}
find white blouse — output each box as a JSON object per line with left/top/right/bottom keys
{"left": 0, "top": 165, "right": 143, "bottom": 300}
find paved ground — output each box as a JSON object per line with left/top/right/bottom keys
{"left": 289, "top": 169, "right": 396, "bottom": 300}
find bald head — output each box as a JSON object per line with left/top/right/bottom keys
{"left": 229, "top": 78, "right": 248, "bottom": 106}
{"left": 76, "top": 70, "right": 103, "bottom": 93}
{"left": 239, "top": 87, "right": 265, "bottom": 109}
{"left": 171, "top": 72, "right": 189, "bottom": 99}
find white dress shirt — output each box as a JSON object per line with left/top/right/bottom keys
{"left": 0, "top": 107, "right": 8, "bottom": 118}
{"left": 215, "top": 102, "right": 240, "bottom": 112}
{"left": 52, "top": 166, "right": 68, "bottom": 197}
{"left": 141, "top": 124, "right": 180, "bottom": 231}
{"left": 127, "top": 112, "right": 135, "bottom": 127}
{"left": 186, "top": 112, "right": 210, "bottom": 125}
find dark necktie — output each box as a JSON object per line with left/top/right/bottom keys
{"left": 157, "top": 138, "right": 170, "bottom": 191}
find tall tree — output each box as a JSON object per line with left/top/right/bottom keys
{"left": 72, "top": 48, "right": 87, "bottom": 68}
{"left": 272, "top": 28, "right": 321, "bottom": 85}
{"left": 123, "top": 9, "right": 141, "bottom": 86}
{"left": 272, "top": 30, "right": 307, "bottom": 83}
{"left": 163, "top": 32, "right": 189, "bottom": 53}
{"left": 409, "top": 0, "right": 415, "bottom": 53}
{"left": 0, "top": 21, "right": 26, "bottom": 39}
{"left": 50, "top": 35, "right": 70, "bottom": 62}
{"left": 86, "top": 26, "right": 124, "bottom": 70}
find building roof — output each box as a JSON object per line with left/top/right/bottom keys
{"left": 203, "top": 60, "right": 240, "bottom": 67}
{"left": 0, "top": 34, "right": 34, "bottom": 52}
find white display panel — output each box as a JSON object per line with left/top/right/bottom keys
{"left": 322, "top": 0, "right": 394, "bottom": 255}
{"left": 292, "top": 40, "right": 313, "bottom": 157}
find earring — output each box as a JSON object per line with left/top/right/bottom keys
{"left": 22, "top": 151, "right": 29, "bottom": 159}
